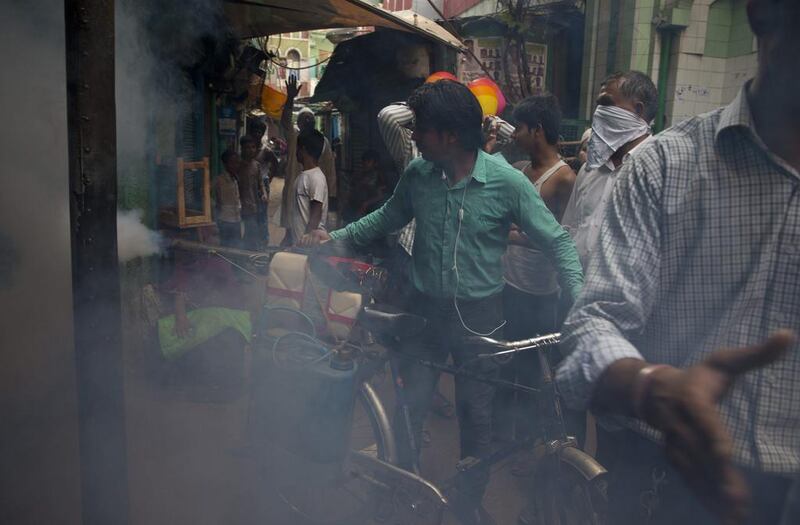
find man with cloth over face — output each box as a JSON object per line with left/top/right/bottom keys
{"left": 302, "top": 80, "right": 583, "bottom": 524}
{"left": 556, "top": 1, "right": 800, "bottom": 523}
{"left": 561, "top": 70, "right": 657, "bottom": 269}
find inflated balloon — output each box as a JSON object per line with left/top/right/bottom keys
{"left": 425, "top": 71, "right": 459, "bottom": 83}
{"left": 472, "top": 93, "right": 499, "bottom": 117}
{"left": 468, "top": 82, "right": 499, "bottom": 117}
{"left": 468, "top": 77, "right": 506, "bottom": 115}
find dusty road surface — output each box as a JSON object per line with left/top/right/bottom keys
{"left": 124, "top": 341, "right": 537, "bottom": 525}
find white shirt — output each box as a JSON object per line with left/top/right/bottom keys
{"left": 561, "top": 136, "right": 651, "bottom": 269}
{"left": 214, "top": 170, "right": 241, "bottom": 223}
{"left": 503, "top": 159, "right": 567, "bottom": 296}
{"left": 291, "top": 166, "right": 328, "bottom": 241}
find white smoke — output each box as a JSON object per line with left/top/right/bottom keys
{"left": 117, "top": 210, "right": 162, "bottom": 262}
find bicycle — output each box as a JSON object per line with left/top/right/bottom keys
{"left": 179, "top": 239, "right": 608, "bottom": 524}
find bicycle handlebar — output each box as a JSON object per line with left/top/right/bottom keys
{"left": 466, "top": 332, "right": 561, "bottom": 358}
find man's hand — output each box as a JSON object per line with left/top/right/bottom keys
{"left": 174, "top": 313, "right": 192, "bottom": 338}
{"left": 483, "top": 117, "right": 499, "bottom": 153}
{"left": 297, "top": 229, "right": 331, "bottom": 247}
{"left": 639, "top": 331, "right": 795, "bottom": 524}
{"left": 299, "top": 228, "right": 330, "bottom": 247}
{"left": 285, "top": 75, "right": 300, "bottom": 99}
{"left": 508, "top": 229, "right": 529, "bottom": 246}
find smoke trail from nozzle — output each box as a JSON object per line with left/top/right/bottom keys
{"left": 117, "top": 210, "right": 162, "bottom": 262}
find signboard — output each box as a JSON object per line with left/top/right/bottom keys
{"left": 218, "top": 106, "right": 238, "bottom": 136}
{"left": 459, "top": 37, "right": 547, "bottom": 98}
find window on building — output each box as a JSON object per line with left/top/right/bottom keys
{"left": 287, "top": 49, "right": 301, "bottom": 70}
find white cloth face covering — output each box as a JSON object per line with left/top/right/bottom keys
{"left": 586, "top": 105, "right": 650, "bottom": 170}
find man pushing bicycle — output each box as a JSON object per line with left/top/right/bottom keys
{"left": 301, "top": 80, "right": 583, "bottom": 524}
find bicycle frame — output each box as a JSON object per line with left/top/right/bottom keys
{"left": 389, "top": 333, "right": 572, "bottom": 486}
{"left": 251, "top": 244, "right": 607, "bottom": 523}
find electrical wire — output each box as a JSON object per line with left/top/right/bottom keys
{"left": 451, "top": 179, "right": 506, "bottom": 337}
{"left": 211, "top": 250, "right": 262, "bottom": 280}
{"left": 270, "top": 331, "right": 332, "bottom": 369}
{"left": 269, "top": 54, "right": 332, "bottom": 71}
{"left": 261, "top": 305, "right": 317, "bottom": 339}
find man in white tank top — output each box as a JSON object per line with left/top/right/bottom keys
{"left": 495, "top": 94, "right": 577, "bottom": 441}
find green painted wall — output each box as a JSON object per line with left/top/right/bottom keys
{"left": 705, "top": 0, "right": 754, "bottom": 58}
{"left": 630, "top": 0, "right": 658, "bottom": 74}
{"left": 618, "top": 0, "right": 636, "bottom": 72}
{"left": 309, "top": 31, "right": 334, "bottom": 80}
{"left": 274, "top": 36, "right": 311, "bottom": 58}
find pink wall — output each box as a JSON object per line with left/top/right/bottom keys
{"left": 443, "top": 0, "right": 483, "bottom": 18}
{"left": 383, "top": 0, "right": 413, "bottom": 11}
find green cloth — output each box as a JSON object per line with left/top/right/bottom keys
{"left": 331, "top": 150, "right": 583, "bottom": 300}
{"left": 158, "top": 307, "right": 252, "bottom": 360}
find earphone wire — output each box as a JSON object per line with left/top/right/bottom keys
{"left": 451, "top": 177, "right": 506, "bottom": 337}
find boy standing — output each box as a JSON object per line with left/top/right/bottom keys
{"left": 289, "top": 129, "right": 328, "bottom": 243}
{"left": 238, "top": 135, "right": 269, "bottom": 250}
{"left": 215, "top": 149, "right": 242, "bottom": 248}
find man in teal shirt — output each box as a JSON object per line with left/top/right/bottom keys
{"left": 304, "top": 80, "right": 582, "bottom": 523}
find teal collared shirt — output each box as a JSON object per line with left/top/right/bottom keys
{"left": 330, "top": 150, "right": 583, "bottom": 300}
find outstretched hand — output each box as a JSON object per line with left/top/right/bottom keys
{"left": 285, "top": 75, "right": 300, "bottom": 99}
{"left": 640, "top": 330, "right": 795, "bottom": 524}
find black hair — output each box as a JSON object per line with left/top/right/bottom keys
{"left": 239, "top": 135, "right": 258, "bottom": 147}
{"left": 361, "top": 149, "right": 380, "bottom": 163}
{"left": 602, "top": 71, "right": 658, "bottom": 123}
{"left": 297, "top": 129, "right": 325, "bottom": 161}
{"left": 220, "top": 149, "right": 237, "bottom": 164}
{"left": 407, "top": 80, "right": 483, "bottom": 151}
{"left": 512, "top": 94, "right": 562, "bottom": 145}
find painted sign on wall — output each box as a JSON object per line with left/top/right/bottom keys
{"left": 458, "top": 37, "right": 547, "bottom": 99}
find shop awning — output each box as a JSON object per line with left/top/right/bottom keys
{"left": 223, "top": 0, "right": 464, "bottom": 50}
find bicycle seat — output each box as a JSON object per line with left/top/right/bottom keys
{"left": 361, "top": 304, "right": 427, "bottom": 338}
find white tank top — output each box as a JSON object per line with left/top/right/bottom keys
{"left": 503, "top": 160, "right": 567, "bottom": 296}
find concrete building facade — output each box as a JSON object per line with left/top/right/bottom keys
{"left": 581, "top": 0, "right": 758, "bottom": 128}
{"left": 263, "top": 31, "right": 335, "bottom": 98}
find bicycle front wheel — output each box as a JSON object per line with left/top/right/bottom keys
{"left": 267, "top": 380, "right": 396, "bottom": 525}
{"left": 524, "top": 448, "right": 608, "bottom": 525}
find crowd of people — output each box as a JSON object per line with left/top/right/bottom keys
{"left": 187, "top": 0, "right": 798, "bottom": 523}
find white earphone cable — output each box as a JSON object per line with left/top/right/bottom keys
{"left": 451, "top": 179, "right": 506, "bottom": 337}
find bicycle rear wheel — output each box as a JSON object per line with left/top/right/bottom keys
{"left": 266, "top": 380, "right": 396, "bottom": 525}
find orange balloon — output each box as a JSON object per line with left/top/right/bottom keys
{"left": 468, "top": 77, "right": 506, "bottom": 114}
{"left": 469, "top": 84, "right": 496, "bottom": 97}
{"left": 425, "top": 71, "right": 459, "bottom": 83}
{"left": 468, "top": 83, "right": 499, "bottom": 116}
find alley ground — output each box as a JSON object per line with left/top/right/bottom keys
{"left": 123, "top": 342, "right": 534, "bottom": 525}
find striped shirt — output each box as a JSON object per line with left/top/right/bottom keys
{"left": 377, "top": 103, "right": 514, "bottom": 255}
{"left": 555, "top": 84, "right": 800, "bottom": 474}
